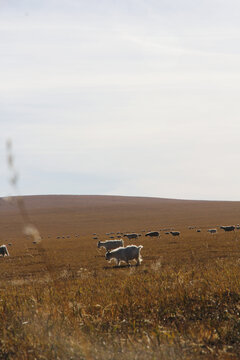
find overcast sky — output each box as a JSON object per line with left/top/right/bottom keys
{"left": 1, "top": 0, "right": 240, "bottom": 200}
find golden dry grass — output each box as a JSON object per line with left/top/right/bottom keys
{"left": 1, "top": 195, "right": 240, "bottom": 359}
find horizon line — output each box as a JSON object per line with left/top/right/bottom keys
{"left": 1, "top": 193, "right": 240, "bottom": 203}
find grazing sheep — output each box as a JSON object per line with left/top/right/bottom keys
{"left": 170, "top": 231, "right": 180, "bottom": 236}
{"left": 105, "top": 245, "right": 143, "bottom": 266}
{"left": 97, "top": 239, "right": 124, "bottom": 251}
{"left": 0, "top": 245, "right": 9, "bottom": 257}
{"left": 207, "top": 229, "right": 217, "bottom": 234}
{"left": 220, "top": 225, "right": 235, "bottom": 232}
{"left": 123, "top": 233, "right": 139, "bottom": 240}
{"left": 145, "top": 231, "right": 160, "bottom": 238}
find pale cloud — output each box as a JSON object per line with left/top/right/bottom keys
{"left": 1, "top": 0, "right": 240, "bottom": 200}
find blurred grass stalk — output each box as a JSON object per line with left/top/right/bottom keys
{"left": 5, "top": 139, "right": 41, "bottom": 244}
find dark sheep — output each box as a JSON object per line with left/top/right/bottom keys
{"left": 220, "top": 225, "right": 235, "bottom": 232}
{"left": 145, "top": 231, "right": 160, "bottom": 237}
{"left": 170, "top": 231, "right": 180, "bottom": 236}
{"left": 123, "top": 233, "right": 139, "bottom": 240}
{"left": 207, "top": 229, "right": 217, "bottom": 234}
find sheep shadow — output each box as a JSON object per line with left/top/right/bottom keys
{"left": 103, "top": 263, "right": 139, "bottom": 270}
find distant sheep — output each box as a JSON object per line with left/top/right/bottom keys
{"left": 145, "top": 231, "right": 160, "bottom": 238}
{"left": 0, "top": 245, "right": 9, "bottom": 257}
{"left": 105, "top": 245, "right": 143, "bottom": 266}
{"left": 97, "top": 239, "right": 124, "bottom": 251}
{"left": 220, "top": 225, "right": 235, "bottom": 232}
{"left": 123, "top": 233, "right": 140, "bottom": 240}
{"left": 207, "top": 229, "right": 217, "bottom": 234}
{"left": 170, "top": 231, "right": 180, "bottom": 236}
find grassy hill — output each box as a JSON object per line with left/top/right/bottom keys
{"left": 1, "top": 195, "right": 240, "bottom": 359}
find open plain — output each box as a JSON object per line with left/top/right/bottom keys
{"left": 1, "top": 195, "right": 240, "bottom": 359}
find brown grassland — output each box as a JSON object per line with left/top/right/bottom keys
{"left": 1, "top": 195, "right": 240, "bottom": 359}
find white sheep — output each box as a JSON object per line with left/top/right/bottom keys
{"left": 97, "top": 239, "right": 124, "bottom": 251}
{"left": 0, "top": 245, "right": 9, "bottom": 257}
{"left": 105, "top": 245, "right": 143, "bottom": 266}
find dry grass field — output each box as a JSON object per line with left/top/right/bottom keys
{"left": 1, "top": 195, "right": 240, "bottom": 359}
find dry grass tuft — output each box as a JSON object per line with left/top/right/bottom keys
{"left": 1, "top": 257, "right": 240, "bottom": 359}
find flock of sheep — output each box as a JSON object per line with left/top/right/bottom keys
{"left": 0, "top": 225, "right": 238, "bottom": 266}
{"left": 96, "top": 230, "right": 181, "bottom": 267}
{"left": 207, "top": 225, "right": 237, "bottom": 234}
{"left": 96, "top": 225, "right": 239, "bottom": 267}
{"left": 97, "top": 238, "right": 143, "bottom": 266}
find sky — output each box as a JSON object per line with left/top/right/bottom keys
{"left": 1, "top": 0, "right": 240, "bottom": 200}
